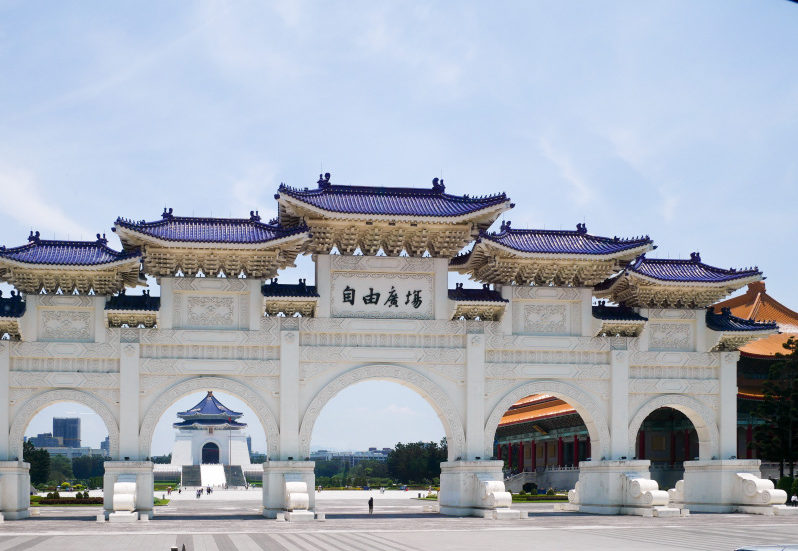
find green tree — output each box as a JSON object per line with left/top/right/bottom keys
{"left": 72, "top": 455, "right": 106, "bottom": 480}
{"left": 49, "top": 454, "right": 74, "bottom": 484}
{"left": 387, "top": 440, "right": 447, "bottom": 484}
{"left": 151, "top": 454, "right": 172, "bottom": 464}
{"left": 756, "top": 337, "right": 798, "bottom": 478}
{"left": 23, "top": 441, "right": 50, "bottom": 485}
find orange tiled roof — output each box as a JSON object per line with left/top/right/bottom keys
{"left": 714, "top": 282, "right": 798, "bottom": 358}
{"left": 499, "top": 395, "right": 578, "bottom": 427}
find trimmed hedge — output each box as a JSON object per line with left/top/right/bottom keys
{"left": 511, "top": 494, "right": 568, "bottom": 502}
{"left": 38, "top": 498, "right": 104, "bottom": 505}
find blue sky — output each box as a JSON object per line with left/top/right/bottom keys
{"left": 5, "top": 1, "right": 798, "bottom": 452}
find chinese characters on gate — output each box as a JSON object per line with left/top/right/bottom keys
{"left": 342, "top": 285, "right": 423, "bottom": 309}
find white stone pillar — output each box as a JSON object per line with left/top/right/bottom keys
{"left": 465, "top": 334, "right": 485, "bottom": 459}
{"left": 434, "top": 257, "right": 449, "bottom": 320}
{"left": 18, "top": 294, "right": 37, "bottom": 341}
{"left": 314, "top": 254, "right": 331, "bottom": 318}
{"left": 279, "top": 329, "right": 300, "bottom": 460}
{"left": 499, "top": 285, "right": 513, "bottom": 335}
{"left": 580, "top": 288, "right": 593, "bottom": 337}
{"left": 609, "top": 350, "right": 630, "bottom": 460}
{"left": 248, "top": 279, "right": 263, "bottom": 330}
{"left": 719, "top": 351, "right": 740, "bottom": 459}
{"left": 103, "top": 461, "right": 154, "bottom": 520}
{"left": 0, "top": 341, "right": 9, "bottom": 460}
{"left": 119, "top": 343, "right": 140, "bottom": 460}
{"left": 158, "top": 277, "right": 173, "bottom": 329}
{"left": 695, "top": 309, "right": 708, "bottom": 352}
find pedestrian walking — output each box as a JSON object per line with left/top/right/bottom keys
{"left": 368, "top": 496, "right": 374, "bottom": 515}
{"left": 791, "top": 494, "right": 797, "bottom": 507}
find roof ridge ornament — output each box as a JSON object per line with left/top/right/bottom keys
{"left": 162, "top": 207, "right": 174, "bottom": 220}
{"left": 500, "top": 220, "right": 511, "bottom": 232}
{"left": 249, "top": 210, "right": 261, "bottom": 222}
{"left": 576, "top": 223, "right": 587, "bottom": 234}
{"left": 28, "top": 230, "right": 40, "bottom": 243}
{"left": 690, "top": 251, "right": 701, "bottom": 263}
{"left": 95, "top": 233, "right": 108, "bottom": 246}
{"left": 318, "top": 172, "right": 331, "bottom": 189}
{"left": 432, "top": 177, "right": 445, "bottom": 193}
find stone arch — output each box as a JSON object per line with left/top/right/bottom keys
{"left": 138, "top": 376, "right": 279, "bottom": 459}
{"left": 298, "top": 364, "right": 466, "bottom": 461}
{"left": 10, "top": 389, "right": 119, "bottom": 461}
{"left": 484, "top": 380, "right": 611, "bottom": 460}
{"left": 628, "top": 394, "right": 719, "bottom": 460}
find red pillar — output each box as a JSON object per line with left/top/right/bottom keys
{"left": 638, "top": 430, "right": 645, "bottom": 459}
{"left": 530, "top": 440, "right": 536, "bottom": 470}
{"left": 746, "top": 424, "right": 753, "bottom": 459}
{"left": 507, "top": 444, "right": 512, "bottom": 470}
{"left": 543, "top": 441, "right": 548, "bottom": 467}
{"left": 519, "top": 442, "right": 524, "bottom": 471}
{"left": 670, "top": 430, "right": 676, "bottom": 466}
{"left": 558, "top": 437, "right": 564, "bottom": 468}
{"left": 684, "top": 429, "right": 690, "bottom": 460}
{"left": 573, "top": 435, "right": 579, "bottom": 465}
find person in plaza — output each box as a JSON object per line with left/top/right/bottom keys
{"left": 368, "top": 496, "right": 374, "bottom": 515}
{"left": 792, "top": 494, "right": 797, "bottom": 507}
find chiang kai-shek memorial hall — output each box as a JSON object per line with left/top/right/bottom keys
{"left": 0, "top": 173, "right": 789, "bottom": 521}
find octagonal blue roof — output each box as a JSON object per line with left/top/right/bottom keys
{"left": 479, "top": 222, "right": 652, "bottom": 256}
{"left": 0, "top": 233, "right": 140, "bottom": 266}
{"left": 114, "top": 210, "right": 307, "bottom": 244}
{"left": 177, "top": 391, "right": 243, "bottom": 419}
{"left": 277, "top": 176, "right": 510, "bottom": 218}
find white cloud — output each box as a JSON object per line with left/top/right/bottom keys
{"left": 538, "top": 138, "right": 594, "bottom": 207}
{"left": 0, "top": 165, "right": 93, "bottom": 239}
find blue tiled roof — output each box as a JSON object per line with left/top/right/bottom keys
{"left": 277, "top": 175, "right": 511, "bottom": 218}
{"left": 0, "top": 292, "right": 24, "bottom": 318}
{"left": 628, "top": 253, "right": 762, "bottom": 283}
{"left": 177, "top": 391, "right": 243, "bottom": 419}
{"left": 592, "top": 302, "right": 647, "bottom": 321}
{"left": 706, "top": 307, "right": 778, "bottom": 332}
{"left": 480, "top": 222, "right": 653, "bottom": 256}
{"left": 448, "top": 283, "right": 507, "bottom": 302}
{"left": 262, "top": 279, "right": 319, "bottom": 298}
{"left": 105, "top": 291, "right": 160, "bottom": 311}
{"left": 114, "top": 209, "right": 307, "bottom": 244}
{"left": 173, "top": 419, "right": 247, "bottom": 429}
{"left": 0, "top": 233, "right": 140, "bottom": 266}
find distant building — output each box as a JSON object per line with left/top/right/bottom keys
{"left": 310, "top": 447, "right": 392, "bottom": 465}
{"left": 53, "top": 417, "right": 80, "bottom": 448}
{"left": 44, "top": 446, "right": 107, "bottom": 459}
{"left": 28, "top": 432, "right": 61, "bottom": 447}
{"left": 100, "top": 435, "right": 110, "bottom": 454}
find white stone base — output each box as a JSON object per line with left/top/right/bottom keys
{"left": 679, "top": 460, "right": 788, "bottom": 513}
{"left": 0, "top": 461, "right": 31, "bottom": 520}
{"left": 493, "top": 509, "right": 522, "bottom": 520}
{"left": 568, "top": 460, "right": 653, "bottom": 515}
{"left": 108, "top": 511, "right": 138, "bottom": 523}
{"left": 315, "top": 512, "right": 326, "bottom": 521}
{"left": 262, "top": 461, "right": 315, "bottom": 516}
{"left": 620, "top": 506, "right": 683, "bottom": 517}
{"left": 103, "top": 461, "right": 154, "bottom": 518}
{"left": 96, "top": 513, "right": 105, "bottom": 522}
{"left": 285, "top": 510, "right": 315, "bottom": 522}
{"left": 439, "top": 460, "right": 513, "bottom": 518}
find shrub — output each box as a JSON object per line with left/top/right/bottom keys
{"left": 777, "top": 477, "right": 794, "bottom": 494}
{"left": 60, "top": 482, "right": 70, "bottom": 489}
{"left": 30, "top": 496, "right": 42, "bottom": 503}
{"left": 39, "top": 497, "right": 104, "bottom": 505}
{"left": 791, "top": 478, "right": 798, "bottom": 498}
{"left": 522, "top": 482, "right": 537, "bottom": 493}
{"left": 546, "top": 488, "right": 556, "bottom": 496}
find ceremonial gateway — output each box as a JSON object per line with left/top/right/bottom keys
{"left": 0, "top": 174, "right": 785, "bottom": 520}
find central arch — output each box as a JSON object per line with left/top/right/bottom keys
{"left": 298, "top": 364, "right": 466, "bottom": 461}
{"left": 139, "top": 376, "right": 279, "bottom": 459}
{"left": 9, "top": 389, "right": 120, "bottom": 461}
{"left": 628, "top": 394, "right": 718, "bottom": 460}
{"left": 202, "top": 442, "right": 220, "bottom": 464}
{"left": 484, "top": 380, "right": 611, "bottom": 461}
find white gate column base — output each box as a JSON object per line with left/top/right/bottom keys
{"left": 439, "top": 460, "right": 519, "bottom": 518}
{"left": 103, "top": 461, "right": 154, "bottom": 520}
{"left": 262, "top": 461, "right": 315, "bottom": 521}
{"left": 0, "top": 461, "right": 30, "bottom": 520}
{"left": 672, "top": 459, "right": 796, "bottom": 514}
{"left": 568, "top": 460, "right": 679, "bottom": 516}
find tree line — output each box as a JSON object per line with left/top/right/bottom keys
{"left": 315, "top": 439, "right": 447, "bottom": 487}
{"left": 23, "top": 440, "right": 106, "bottom": 487}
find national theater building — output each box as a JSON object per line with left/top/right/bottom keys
{"left": 0, "top": 173, "right": 787, "bottom": 520}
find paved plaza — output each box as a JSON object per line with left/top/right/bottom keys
{"left": 0, "top": 490, "right": 796, "bottom": 550}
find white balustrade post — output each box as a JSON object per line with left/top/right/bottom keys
{"left": 719, "top": 351, "right": 740, "bottom": 459}
{"left": 119, "top": 343, "right": 140, "bottom": 460}
{"left": 465, "top": 333, "right": 485, "bottom": 459}
{"left": 610, "top": 350, "right": 630, "bottom": 459}
{"left": 279, "top": 329, "right": 300, "bottom": 460}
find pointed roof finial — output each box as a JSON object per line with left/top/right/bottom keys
{"left": 690, "top": 251, "right": 701, "bottom": 263}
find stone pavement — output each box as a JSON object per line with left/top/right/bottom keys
{"left": 4, "top": 492, "right": 798, "bottom": 550}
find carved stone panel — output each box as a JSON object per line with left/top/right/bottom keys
{"left": 649, "top": 323, "right": 692, "bottom": 351}
{"left": 39, "top": 310, "right": 93, "bottom": 342}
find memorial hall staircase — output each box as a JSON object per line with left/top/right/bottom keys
{"left": 224, "top": 465, "right": 246, "bottom": 487}
{"left": 181, "top": 465, "right": 202, "bottom": 487}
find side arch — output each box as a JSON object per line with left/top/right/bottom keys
{"left": 10, "top": 389, "right": 120, "bottom": 461}
{"left": 298, "top": 364, "right": 466, "bottom": 461}
{"left": 484, "top": 380, "right": 611, "bottom": 460}
{"left": 138, "top": 376, "right": 279, "bottom": 459}
{"left": 628, "top": 394, "right": 719, "bottom": 460}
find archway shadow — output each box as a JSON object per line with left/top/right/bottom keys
{"left": 323, "top": 512, "right": 442, "bottom": 519}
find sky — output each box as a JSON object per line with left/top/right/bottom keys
{"left": 4, "top": 1, "right": 798, "bottom": 452}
